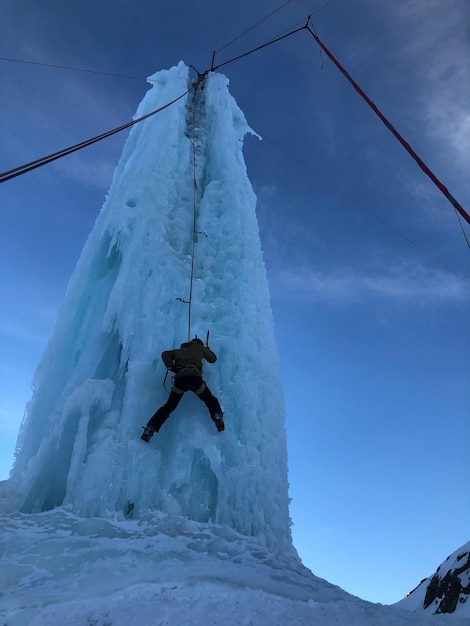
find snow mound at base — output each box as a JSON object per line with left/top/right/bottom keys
{"left": 1, "top": 506, "right": 467, "bottom": 626}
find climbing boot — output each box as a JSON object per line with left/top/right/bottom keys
{"left": 213, "top": 413, "right": 225, "bottom": 432}
{"left": 141, "top": 426, "right": 155, "bottom": 442}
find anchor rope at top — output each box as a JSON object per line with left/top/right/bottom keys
{"left": 181, "top": 73, "right": 208, "bottom": 341}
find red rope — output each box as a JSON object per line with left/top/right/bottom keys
{"left": 306, "top": 26, "right": 470, "bottom": 227}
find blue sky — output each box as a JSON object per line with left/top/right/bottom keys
{"left": 1, "top": 0, "right": 469, "bottom": 606}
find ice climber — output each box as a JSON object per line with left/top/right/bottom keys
{"left": 141, "top": 337, "right": 224, "bottom": 441}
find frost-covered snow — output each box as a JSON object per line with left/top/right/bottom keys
{"left": 1, "top": 503, "right": 468, "bottom": 626}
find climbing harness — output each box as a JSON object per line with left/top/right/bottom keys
{"left": 162, "top": 368, "right": 173, "bottom": 393}
{"left": 161, "top": 330, "right": 211, "bottom": 393}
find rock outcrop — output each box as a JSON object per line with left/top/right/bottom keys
{"left": 397, "top": 542, "right": 470, "bottom": 617}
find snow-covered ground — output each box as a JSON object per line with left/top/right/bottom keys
{"left": 1, "top": 498, "right": 467, "bottom": 626}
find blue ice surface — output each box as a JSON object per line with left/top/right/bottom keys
{"left": 9, "top": 63, "right": 291, "bottom": 552}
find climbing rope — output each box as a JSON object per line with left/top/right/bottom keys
{"left": 305, "top": 21, "right": 470, "bottom": 231}
{"left": 176, "top": 72, "right": 209, "bottom": 342}
{"left": 212, "top": 0, "right": 295, "bottom": 61}
{"left": 0, "top": 89, "right": 190, "bottom": 184}
{"left": 211, "top": 21, "right": 308, "bottom": 72}
{"left": 211, "top": 0, "right": 336, "bottom": 68}
{"left": 253, "top": 126, "right": 470, "bottom": 287}
{"left": 188, "top": 79, "right": 201, "bottom": 341}
{"left": 2, "top": 9, "right": 467, "bottom": 252}
{"left": 0, "top": 17, "right": 309, "bottom": 184}
{"left": 454, "top": 209, "right": 470, "bottom": 250}
{"left": 0, "top": 56, "right": 147, "bottom": 81}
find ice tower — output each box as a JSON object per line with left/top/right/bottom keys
{"left": 9, "top": 63, "right": 292, "bottom": 550}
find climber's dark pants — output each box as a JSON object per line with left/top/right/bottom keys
{"left": 147, "top": 375, "right": 222, "bottom": 433}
